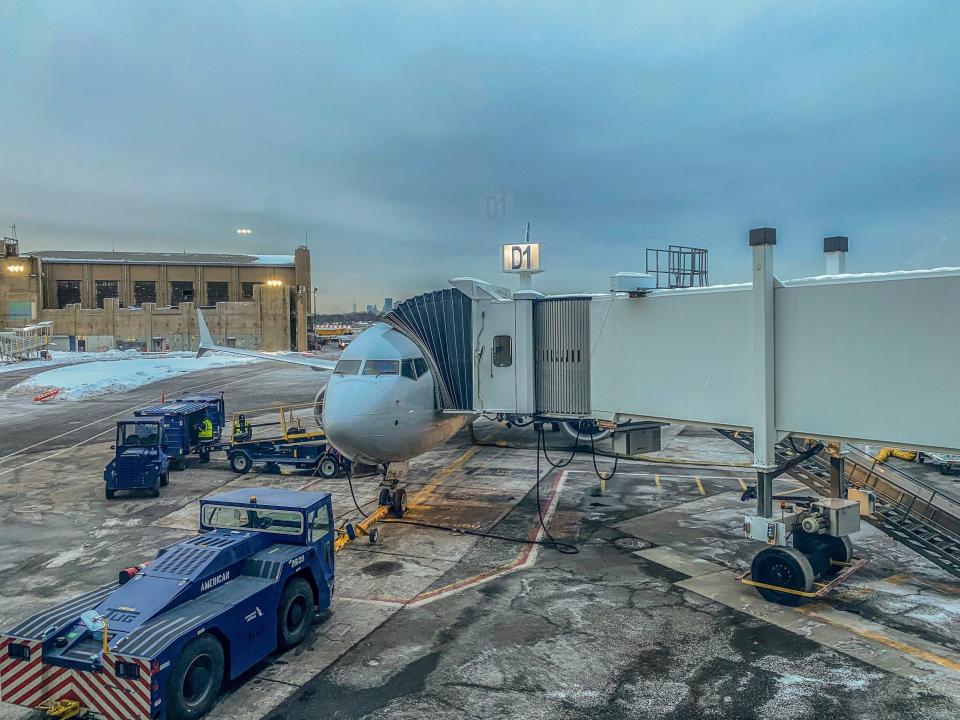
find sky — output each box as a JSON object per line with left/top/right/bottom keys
{"left": 1, "top": 1, "right": 958, "bottom": 312}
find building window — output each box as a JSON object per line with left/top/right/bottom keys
{"left": 56, "top": 280, "right": 81, "bottom": 308}
{"left": 134, "top": 281, "right": 157, "bottom": 305}
{"left": 492, "top": 335, "right": 513, "bottom": 367}
{"left": 170, "top": 281, "right": 194, "bottom": 305}
{"left": 241, "top": 281, "right": 261, "bottom": 300}
{"left": 95, "top": 280, "right": 119, "bottom": 309}
{"left": 206, "top": 282, "right": 229, "bottom": 306}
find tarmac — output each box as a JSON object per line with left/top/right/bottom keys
{"left": 1, "top": 361, "right": 959, "bottom": 719}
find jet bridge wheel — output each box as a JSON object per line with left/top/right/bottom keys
{"left": 278, "top": 577, "right": 314, "bottom": 650}
{"left": 165, "top": 633, "right": 224, "bottom": 720}
{"left": 750, "top": 546, "right": 815, "bottom": 606}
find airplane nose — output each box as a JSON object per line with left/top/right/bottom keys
{"left": 322, "top": 379, "right": 391, "bottom": 462}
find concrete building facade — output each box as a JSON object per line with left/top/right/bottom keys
{"left": 0, "top": 239, "right": 310, "bottom": 352}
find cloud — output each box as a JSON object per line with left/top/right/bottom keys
{"left": 1, "top": 0, "right": 958, "bottom": 310}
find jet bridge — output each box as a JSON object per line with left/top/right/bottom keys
{"left": 391, "top": 229, "right": 960, "bottom": 516}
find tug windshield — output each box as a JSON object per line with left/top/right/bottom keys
{"left": 118, "top": 422, "right": 161, "bottom": 448}
{"left": 201, "top": 504, "right": 303, "bottom": 535}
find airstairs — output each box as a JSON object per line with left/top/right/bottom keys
{"left": 718, "top": 429, "right": 960, "bottom": 579}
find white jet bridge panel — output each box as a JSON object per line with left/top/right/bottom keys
{"left": 589, "top": 286, "right": 754, "bottom": 429}
{"left": 775, "top": 271, "right": 960, "bottom": 450}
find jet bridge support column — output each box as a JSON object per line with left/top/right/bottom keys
{"left": 750, "top": 227, "right": 778, "bottom": 518}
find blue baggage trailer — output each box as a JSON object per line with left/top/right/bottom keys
{"left": 135, "top": 399, "right": 224, "bottom": 470}
{"left": 174, "top": 392, "right": 225, "bottom": 433}
{"left": 0, "top": 487, "right": 337, "bottom": 720}
{"left": 103, "top": 416, "right": 170, "bottom": 499}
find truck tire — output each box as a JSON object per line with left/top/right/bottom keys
{"left": 151, "top": 477, "right": 161, "bottom": 498}
{"left": 230, "top": 452, "right": 252, "bottom": 474}
{"left": 822, "top": 536, "right": 853, "bottom": 576}
{"left": 165, "top": 634, "right": 224, "bottom": 720}
{"left": 277, "top": 577, "right": 314, "bottom": 650}
{"left": 750, "top": 546, "right": 815, "bottom": 606}
{"left": 160, "top": 469, "right": 170, "bottom": 487}
{"left": 105, "top": 487, "right": 115, "bottom": 500}
{"left": 318, "top": 455, "right": 339, "bottom": 479}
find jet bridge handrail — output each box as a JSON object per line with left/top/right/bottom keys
{"left": 842, "top": 445, "right": 960, "bottom": 537}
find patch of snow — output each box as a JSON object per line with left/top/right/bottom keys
{"left": 251, "top": 254, "right": 295, "bottom": 265}
{"left": 12, "top": 353, "right": 260, "bottom": 399}
{"left": 44, "top": 546, "right": 87, "bottom": 569}
{"left": 0, "top": 348, "right": 145, "bottom": 375}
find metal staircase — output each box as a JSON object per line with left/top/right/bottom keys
{"left": 717, "top": 429, "right": 960, "bottom": 579}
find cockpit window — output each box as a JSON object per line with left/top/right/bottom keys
{"left": 334, "top": 359, "right": 362, "bottom": 375}
{"left": 413, "top": 358, "right": 429, "bottom": 378}
{"left": 401, "top": 359, "right": 416, "bottom": 380}
{"left": 362, "top": 360, "right": 400, "bottom": 376}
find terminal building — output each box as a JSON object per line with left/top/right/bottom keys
{"left": 1, "top": 234, "right": 310, "bottom": 352}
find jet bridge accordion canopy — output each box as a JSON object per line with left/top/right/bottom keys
{"left": 384, "top": 288, "right": 473, "bottom": 410}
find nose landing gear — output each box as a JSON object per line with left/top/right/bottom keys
{"left": 378, "top": 461, "right": 409, "bottom": 518}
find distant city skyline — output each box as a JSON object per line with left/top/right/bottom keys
{"left": 2, "top": 2, "right": 958, "bottom": 312}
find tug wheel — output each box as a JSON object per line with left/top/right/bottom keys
{"left": 822, "top": 536, "right": 853, "bottom": 576}
{"left": 160, "top": 469, "right": 170, "bottom": 487}
{"left": 278, "top": 577, "right": 314, "bottom": 650}
{"left": 105, "top": 487, "right": 115, "bottom": 500}
{"left": 230, "top": 452, "right": 252, "bottom": 474}
{"left": 166, "top": 634, "right": 224, "bottom": 720}
{"left": 392, "top": 488, "right": 408, "bottom": 517}
{"left": 151, "top": 477, "right": 161, "bottom": 498}
{"left": 750, "top": 546, "right": 815, "bottom": 606}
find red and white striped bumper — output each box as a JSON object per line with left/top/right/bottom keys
{"left": 0, "top": 637, "right": 153, "bottom": 720}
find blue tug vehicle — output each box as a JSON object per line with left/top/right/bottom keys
{"left": 0, "top": 488, "right": 335, "bottom": 720}
{"left": 103, "top": 416, "right": 170, "bottom": 499}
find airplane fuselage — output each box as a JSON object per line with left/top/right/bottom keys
{"left": 321, "top": 323, "right": 471, "bottom": 465}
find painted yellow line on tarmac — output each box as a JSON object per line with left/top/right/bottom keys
{"left": 408, "top": 446, "right": 480, "bottom": 509}
{"left": 738, "top": 478, "right": 747, "bottom": 491}
{"left": 694, "top": 476, "right": 706, "bottom": 496}
{"left": 654, "top": 474, "right": 662, "bottom": 489}
{"left": 795, "top": 605, "right": 960, "bottom": 673}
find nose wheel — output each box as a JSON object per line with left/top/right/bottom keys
{"left": 378, "top": 486, "right": 408, "bottom": 517}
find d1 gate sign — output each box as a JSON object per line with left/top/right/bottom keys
{"left": 501, "top": 243, "right": 542, "bottom": 273}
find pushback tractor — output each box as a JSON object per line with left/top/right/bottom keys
{"left": 0, "top": 488, "right": 337, "bottom": 720}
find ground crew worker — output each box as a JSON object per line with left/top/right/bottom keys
{"left": 198, "top": 415, "right": 214, "bottom": 441}
{"left": 233, "top": 414, "right": 251, "bottom": 441}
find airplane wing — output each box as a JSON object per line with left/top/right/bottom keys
{"left": 195, "top": 310, "right": 336, "bottom": 371}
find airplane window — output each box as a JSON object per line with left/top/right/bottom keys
{"left": 363, "top": 360, "right": 399, "bottom": 375}
{"left": 334, "top": 359, "right": 362, "bottom": 375}
{"left": 401, "top": 359, "right": 417, "bottom": 380}
{"left": 413, "top": 358, "right": 429, "bottom": 377}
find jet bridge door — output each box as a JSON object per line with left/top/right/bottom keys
{"left": 474, "top": 299, "right": 519, "bottom": 413}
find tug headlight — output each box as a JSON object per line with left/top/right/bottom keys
{"left": 116, "top": 660, "right": 140, "bottom": 679}
{"left": 8, "top": 642, "right": 30, "bottom": 660}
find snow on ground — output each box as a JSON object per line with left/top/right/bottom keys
{"left": 0, "top": 348, "right": 148, "bottom": 375}
{"left": 9, "top": 352, "right": 261, "bottom": 399}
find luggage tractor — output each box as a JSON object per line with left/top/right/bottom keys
{"left": 104, "top": 417, "right": 170, "bottom": 499}
{"left": 0, "top": 488, "right": 334, "bottom": 720}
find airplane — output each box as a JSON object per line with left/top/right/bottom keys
{"left": 196, "top": 311, "right": 472, "bottom": 498}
